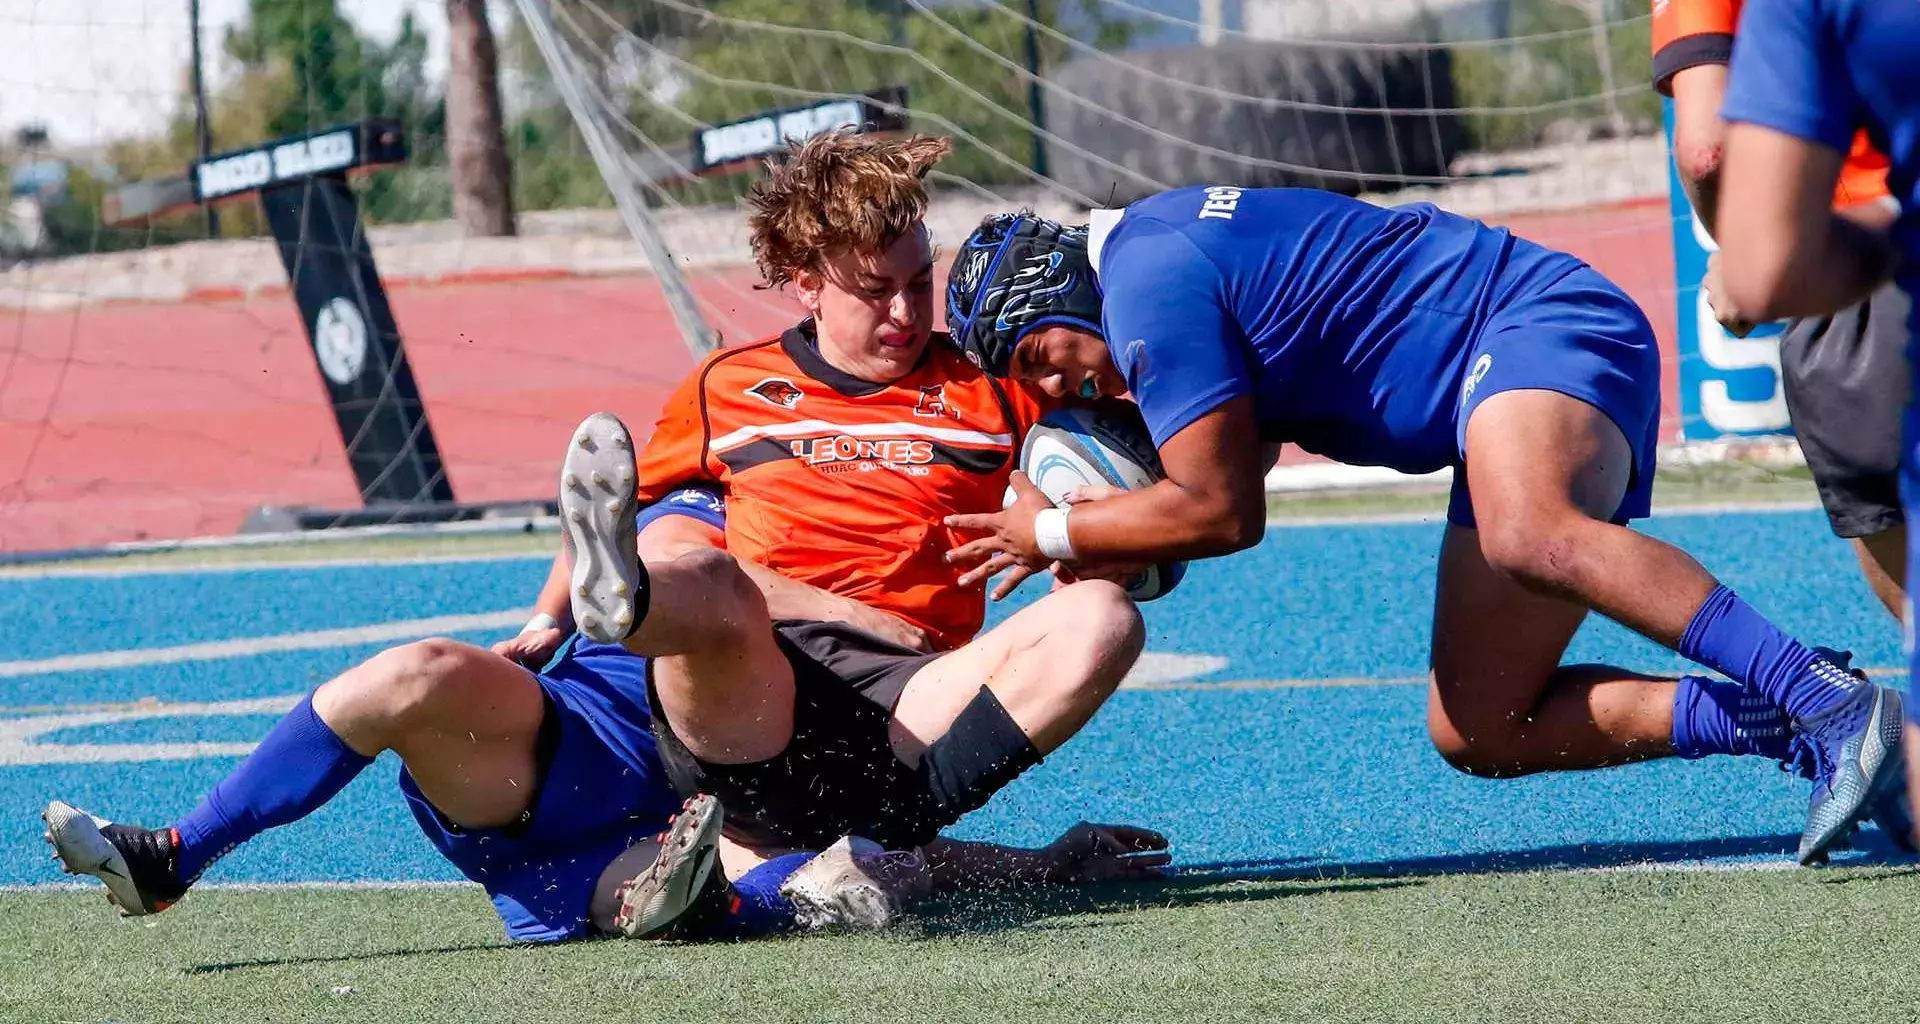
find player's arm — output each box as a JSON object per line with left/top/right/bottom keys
{"left": 1652, "top": 0, "right": 1738, "bottom": 238}
{"left": 1669, "top": 64, "right": 1731, "bottom": 240}
{"left": 953, "top": 397, "right": 1266, "bottom": 578}
{"left": 616, "top": 495, "right": 930, "bottom": 647}
{"left": 948, "top": 228, "right": 1265, "bottom": 574}
{"left": 736, "top": 561, "right": 934, "bottom": 652}
{"left": 920, "top": 822, "right": 1171, "bottom": 890}
{"left": 1715, "top": 0, "right": 1897, "bottom": 321}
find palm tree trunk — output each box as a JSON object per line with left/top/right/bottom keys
{"left": 446, "top": 0, "right": 516, "bottom": 236}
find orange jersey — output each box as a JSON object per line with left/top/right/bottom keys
{"left": 1652, "top": 0, "right": 1890, "bottom": 207}
{"left": 637, "top": 321, "right": 1050, "bottom": 652}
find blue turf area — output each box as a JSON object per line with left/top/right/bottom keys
{"left": 2, "top": 506, "right": 1911, "bottom": 889}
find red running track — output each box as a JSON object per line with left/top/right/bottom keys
{"left": 0, "top": 199, "right": 1678, "bottom": 553}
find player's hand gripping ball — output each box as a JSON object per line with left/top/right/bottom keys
{"left": 1014, "top": 402, "right": 1187, "bottom": 601}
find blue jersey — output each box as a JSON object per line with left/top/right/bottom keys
{"left": 1090, "top": 186, "right": 1587, "bottom": 474}
{"left": 1720, "top": 0, "right": 1920, "bottom": 299}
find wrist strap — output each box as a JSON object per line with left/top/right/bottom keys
{"left": 1033, "top": 507, "right": 1076, "bottom": 562}
{"left": 522, "top": 612, "right": 562, "bottom": 634}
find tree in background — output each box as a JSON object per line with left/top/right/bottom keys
{"left": 663, "top": 0, "right": 1138, "bottom": 188}
{"left": 497, "top": 0, "right": 711, "bottom": 214}
{"left": 1449, "top": 0, "right": 1655, "bottom": 152}
{"left": 31, "top": 0, "right": 450, "bottom": 255}
{"left": 446, "top": 0, "right": 516, "bottom": 236}
{"left": 222, "top": 0, "right": 447, "bottom": 225}
{"left": 497, "top": 0, "right": 1138, "bottom": 207}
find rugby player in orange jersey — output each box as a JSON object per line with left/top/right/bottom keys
{"left": 507, "top": 130, "right": 1169, "bottom": 931}
{"left": 1655, "top": 0, "right": 1910, "bottom": 622}
{"left": 37, "top": 132, "right": 1164, "bottom": 948}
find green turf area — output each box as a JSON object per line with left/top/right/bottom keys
{"left": 2, "top": 462, "right": 1823, "bottom": 576}
{"left": 1262, "top": 461, "right": 1819, "bottom": 522}
{"left": 0, "top": 528, "right": 560, "bottom": 576}
{"left": 9, "top": 866, "right": 1918, "bottom": 1022}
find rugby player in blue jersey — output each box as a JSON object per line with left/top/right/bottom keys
{"left": 1709, "top": 0, "right": 1920, "bottom": 848}
{"left": 942, "top": 188, "right": 1909, "bottom": 864}
{"left": 40, "top": 491, "right": 768, "bottom": 943}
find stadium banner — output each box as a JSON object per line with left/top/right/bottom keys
{"left": 689, "top": 87, "right": 909, "bottom": 175}
{"left": 1665, "top": 100, "right": 1792, "bottom": 441}
{"left": 259, "top": 172, "right": 455, "bottom": 507}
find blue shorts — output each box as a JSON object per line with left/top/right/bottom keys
{"left": 399, "top": 636, "right": 681, "bottom": 943}
{"left": 636, "top": 485, "right": 726, "bottom": 533}
{"left": 1447, "top": 263, "right": 1663, "bottom": 528}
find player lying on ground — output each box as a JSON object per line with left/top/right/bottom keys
{"left": 939, "top": 189, "right": 1911, "bottom": 865}
{"left": 1709, "top": 0, "right": 1920, "bottom": 850}
{"left": 516, "top": 131, "right": 1164, "bottom": 926}
{"left": 40, "top": 489, "right": 1162, "bottom": 942}
{"left": 41, "top": 129, "right": 1167, "bottom": 942}
{"left": 1654, "top": 0, "right": 1909, "bottom": 620}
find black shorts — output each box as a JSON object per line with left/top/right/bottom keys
{"left": 1779, "top": 281, "right": 1910, "bottom": 539}
{"left": 647, "top": 619, "right": 954, "bottom": 851}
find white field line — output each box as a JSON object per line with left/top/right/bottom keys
{"left": 0, "top": 617, "right": 1211, "bottom": 688}
{"left": 3, "top": 489, "right": 1829, "bottom": 578}
{"left": 0, "top": 695, "right": 304, "bottom": 764}
{"left": 1263, "top": 498, "right": 1824, "bottom": 530}
{"left": 4, "top": 499, "right": 1827, "bottom": 576}
{"left": 0, "top": 639, "right": 1225, "bottom": 764}
{"left": 0, "top": 516, "right": 557, "bottom": 565}
{"left": 0, "top": 551, "right": 548, "bottom": 580}
{"left": 0, "top": 611, "right": 529, "bottom": 679}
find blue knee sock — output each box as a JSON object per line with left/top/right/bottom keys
{"left": 719, "top": 851, "right": 815, "bottom": 938}
{"left": 1671, "top": 674, "right": 1798, "bottom": 767}
{"left": 1677, "top": 585, "right": 1851, "bottom": 722}
{"left": 172, "top": 695, "right": 374, "bottom": 883}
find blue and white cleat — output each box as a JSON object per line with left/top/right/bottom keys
{"left": 558, "top": 412, "right": 647, "bottom": 645}
{"left": 1787, "top": 652, "right": 1906, "bottom": 865}
{"left": 1793, "top": 650, "right": 1917, "bottom": 856}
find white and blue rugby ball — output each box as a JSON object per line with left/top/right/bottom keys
{"left": 1016, "top": 402, "right": 1188, "bottom": 602}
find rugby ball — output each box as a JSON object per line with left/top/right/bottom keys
{"left": 1017, "top": 402, "right": 1188, "bottom": 602}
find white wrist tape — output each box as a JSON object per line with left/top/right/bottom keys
{"left": 522, "top": 612, "right": 562, "bottom": 634}
{"left": 1033, "top": 506, "right": 1077, "bottom": 562}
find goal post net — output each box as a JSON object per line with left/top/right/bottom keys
{"left": 3, "top": 0, "right": 1698, "bottom": 557}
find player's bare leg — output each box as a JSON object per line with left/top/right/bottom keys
{"left": 890, "top": 580, "right": 1144, "bottom": 761}
{"left": 45, "top": 638, "right": 550, "bottom": 916}
{"left": 1428, "top": 527, "right": 1678, "bottom": 775}
{"left": 627, "top": 547, "right": 797, "bottom": 765}
{"left": 1852, "top": 527, "right": 1907, "bottom": 620}
{"left": 1429, "top": 388, "right": 1684, "bottom": 774}
{"left": 315, "top": 640, "right": 546, "bottom": 826}
{"left": 1437, "top": 387, "right": 1906, "bottom": 863}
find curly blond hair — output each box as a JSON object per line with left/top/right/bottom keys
{"left": 746, "top": 130, "right": 953, "bottom": 288}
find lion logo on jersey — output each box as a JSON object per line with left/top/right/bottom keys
{"left": 747, "top": 377, "right": 804, "bottom": 409}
